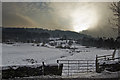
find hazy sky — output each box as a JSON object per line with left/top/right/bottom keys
{"left": 2, "top": 2, "right": 118, "bottom": 38}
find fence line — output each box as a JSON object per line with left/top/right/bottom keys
{"left": 96, "top": 54, "right": 120, "bottom": 73}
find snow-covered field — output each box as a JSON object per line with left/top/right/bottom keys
{"left": 0, "top": 43, "right": 2, "bottom": 77}
{"left": 2, "top": 43, "right": 118, "bottom": 66}
{"left": 0, "top": 43, "right": 1, "bottom": 65}
{"left": 1, "top": 43, "right": 120, "bottom": 78}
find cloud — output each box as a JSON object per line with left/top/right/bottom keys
{"left": 81, "top": 3, "right": 118, "bottom": 38}
{"left": 2, "top": 2, "right": 117, "bottom": 38}
{"left": 2, "top": 2, "right": 38, "bottom": 27}
{"left": 2, "top": 2, "right": 74, "bottom": 30}
{"left": 3, "top": 12, "right": 37, "bottom": 27}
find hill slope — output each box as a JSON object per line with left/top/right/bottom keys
{"left": 2, "top": 27, "right": 91, "bottom": 42}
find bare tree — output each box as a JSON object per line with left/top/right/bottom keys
{"left": 109, "top": 2, "right": 120, "bottom": 36}
{"left": 110, "top": 2, "right": 120, "bottom": 63}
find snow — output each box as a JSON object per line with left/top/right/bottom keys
{"left": 0, "top": 43, "right": 1, "bottom": 77}
{"left": 59, "top": 45, "right": 116, "bottom": 61}
{"left": 99, "top": 60, "right": 119, "bottom": 65}
{"left": 1, "top": 43, "right": 120, "bottom": 78}
{"left": 0, "top": 43, "right": 2, "bottom": 66}
{"left": 2, "top": 43, "right": 117, "bottom": 66}
{"left": 62, "top": 70, "right": 120, "bottom": 78}
{"left": 2, "top": 43, "right": 69, "bottom": 66}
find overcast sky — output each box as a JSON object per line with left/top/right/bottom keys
{"left": 2, "top": 2, "right": 118, "bottom": 38}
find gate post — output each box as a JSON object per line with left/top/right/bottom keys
{"left": 57, "top": 60, "right": 60, "bottom": 70}
{"left": 42, "top": 62, "right": 45, "bottom": 75}
{"left": 96, "top": 55, "right": 99, "bottom": 73}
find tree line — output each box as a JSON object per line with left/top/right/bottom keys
{"left": 2, "top": 27, "right": 89, "bottom": 43}
{"left": 77, "top": 37, "right": 120, "bottom": 49}
{"left": 3, "top": 28, "right": 50, "bottom": 43}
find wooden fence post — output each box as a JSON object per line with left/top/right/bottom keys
{"left": 57, "top": 60, "right": 60, "bottom": 70}
{"left": 96, "top": 55, "right": 99, "bottom": 73}
{"left": 42, "top": 62, "right": 45, "bottom": 75}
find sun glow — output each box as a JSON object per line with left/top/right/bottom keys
{"left": 72, "top": 9, "right": 98, "bottom": 32}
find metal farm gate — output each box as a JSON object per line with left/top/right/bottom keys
{"left": 57, "top": 60, "right": 95, "bottom": 76}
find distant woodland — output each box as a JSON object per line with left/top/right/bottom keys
{"left": 2, "top": 27, "right": 120, "bottom": 49}
{"left": 2, "top": 27, "right": 88, "bottom": 42}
